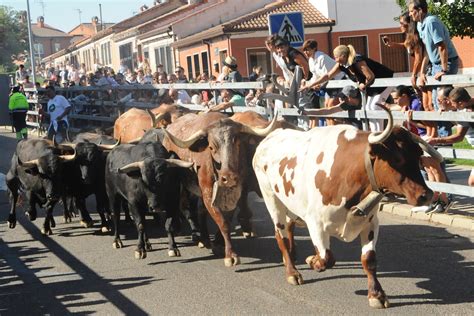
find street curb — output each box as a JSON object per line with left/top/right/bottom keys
{"left": 380, "top": 202, "right": 474, "bottom": 231}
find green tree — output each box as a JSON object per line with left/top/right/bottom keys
{"left": 396, "top": 0, "right": 474, "bottom": 38}
{"left": 0, "top": 6, "right": 28, "bottom": 73}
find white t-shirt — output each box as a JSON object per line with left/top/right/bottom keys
{"left": 308, "top": 51, "right": 344, "bottom": 84}
{"left": 272, "top": 52, "right": 293, "bottom": 83}
{"left": 176, "top": 90, "right": 192, "bottom": 105}
{"left": 48, "top": 95, "right": 71, "bottom": 125}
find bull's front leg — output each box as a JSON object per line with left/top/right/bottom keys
{"left": 6, "top": 174, "right": 20, "bottom": 229}
{"left": 75, "top": 197, "right": 93, "bottom": 228}
{"left": 131, "top": 206, "right": 147, "bottom": 260}
{"left": 305, "top": 220, "right": 335, "bottom": 272}
{"left": 41, "top": 204, "right": 55, "bottom": 235}
{"left": 96, "top": 192, "right": 112, "bottom": 233}
{"left": 360, "top": 215, "right": 389, "bottom": 309}
{"left": 201, "top": 192, "right": 239, "bottom": 267}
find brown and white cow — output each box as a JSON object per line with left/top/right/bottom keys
{"left": 114, "top": 104, "right": 189, "bottom": 143}
{"left": 252, "top": 107, "right": 436, "bottom": 308}
{"left": 162, "top": 112, "right": 278, "bottom": 266}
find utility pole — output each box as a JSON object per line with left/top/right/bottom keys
{"left": 26, "top": 0, "right": 36, "bottom": 83}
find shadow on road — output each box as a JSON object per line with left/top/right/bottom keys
{"left": 0, "top": 216, "right": 158, "bottom": 315}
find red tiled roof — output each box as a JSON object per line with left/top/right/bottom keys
{"left": 224, "top": 0, "right": 334, "bottom": 32}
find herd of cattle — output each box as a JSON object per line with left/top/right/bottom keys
{"left": 5, "top": 103, "right": 442, "bottom": 308}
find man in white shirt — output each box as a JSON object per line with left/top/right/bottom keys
{"left": 301, "top": 39, "right": 345, "bottom": 126}
{"left": 45, "top": 85, "right": 72, "bottom": 143}
{"left": 169, "top": 88, "right": 191, "bottom": 105}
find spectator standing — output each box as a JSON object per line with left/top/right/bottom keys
{"left": 15, "top": 64, "right": 28, "bottom": 85}
{"left": 222, "top": 56, "right": 242, "bottom": 83}
{"left": 174, "top": 66, "right": 188, "bottom": 83}
{"left": 248, "top": 65, "right": 263, "bottom": 82}
{"left": 409, "top": 0, "right": 459, "bottom": 107}
{"left": 44, "top": 85, "right": 72, "bottom": 143}
{"left": 68, "top": 65, "right": 80, "bottom": 85}
{"left": 78, "top": 63, "right": 87, "bottom": 77}
{"left": 8, "top": 86, "right": 29, "bottom": 140}
{"left": 304, "top": 44, "right": 394, "bottom": 132}
{"left": 118, "top": 59, "right": 128, "bottom": 74}
{"left": 301, "top": 39, "right": 345, "bottom": 126}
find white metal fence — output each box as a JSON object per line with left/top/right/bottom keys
{"left": 23, "top": 74, "right": 474, "bottom": 196}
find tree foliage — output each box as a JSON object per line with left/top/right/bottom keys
{"left": 0, "top": 6, "right": 28, "bottom": 73}
{"left": 396, "top": 0, "right": 474, "bottom": 38}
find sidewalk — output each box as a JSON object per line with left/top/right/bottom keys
{"left": 380, "top": 164, "right": 474, "bottom": 231}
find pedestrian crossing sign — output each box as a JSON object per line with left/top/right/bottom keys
{"left": 268, "top": 11, "right": 305, "bottom": 47}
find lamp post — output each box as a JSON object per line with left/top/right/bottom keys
{"left": 26, "top": 0, "right": 36, "bottom": 83}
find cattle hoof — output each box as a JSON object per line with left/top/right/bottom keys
{"left": 26, "top": 211, "right": 37, "bottom": 221}
{"left": 63, "top": 216, "right": 72, "bottom": 224}
{"left": 112, "top": 239, "right": 123, "bottom": 249}
{"left": 7, "top": 216, "right": 16, "bottom": 229}
{"left": 80, "top": 220, "right": 93, "bottom": 228}
{"left": 168, "top": 249, "right": 181, "bottom": 257}
{"left": 135, "top": 250, "right": 147, "bottom": 260}
{"left": 191, "top": 232, "right": 199, "bottom": 242}
{"left": 242, "top": 230, "right": 257, "bottom": 238}
{"left": 224, "top": 256, "right": 240, "bottom": 267}
{"left": 101, "top": 226, "right": 111, "bottom": 233}
{"left": 49, "top": 218, "right": 56, "bottom": 228}
{"left": 198, "top": 240, "right": 211, "bottom": 249}
{"left": 305, "top": 255, "right": 315, "bottom": 267}
{"left": 369, "top": 297, "right": 390, "bottom": 309}
{"left": 145, "top": 241, "right": 152, "bottom": 251}
{"left": 41, "top": 228, "right": 53, "bottom": 236}
{"left": 287, "top": 274, "right": 304, "bottom": 286}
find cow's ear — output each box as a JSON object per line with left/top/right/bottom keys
{"left": 189, "top": 137, "right": 209, "bottom": 152}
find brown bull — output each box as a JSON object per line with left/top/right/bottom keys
{"left": 162, "top": 112, "right": 278, "bottom": 266}
{"left": 229, "top": 111, "right": 301, "bottom": 236}
{"left": 114, "top": 104, "right": 189, "bottom": 143}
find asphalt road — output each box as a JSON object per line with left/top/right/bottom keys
{"left": 1, "top": 128, "right": 473, "bottom": 315}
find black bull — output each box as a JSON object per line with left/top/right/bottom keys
{"left": 105, "top": 141, "right": 193, "bottom": 259}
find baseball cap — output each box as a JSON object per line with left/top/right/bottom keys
{"left": 338, "top": 85, "right": 361, "bottom": 99}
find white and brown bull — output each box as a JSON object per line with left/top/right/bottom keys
{"left": 162, "top": 112, "right": 278, "bottom": 266}
{"left": 252, "top": 106, "right": 438, "bottom": 308}
{"left": 114, "top": 104, "right": 189, "bottom": 143}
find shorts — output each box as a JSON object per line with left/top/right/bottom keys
{"left": 11, "top": 111, "right": 27, "bottom": 132}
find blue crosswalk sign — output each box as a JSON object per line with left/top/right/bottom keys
{"left": 268, "top": 12, "right": 305, "bottom": 47}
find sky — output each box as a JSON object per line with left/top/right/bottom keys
{"left": 1, "top": 0, "right": 152, "bottom": 33}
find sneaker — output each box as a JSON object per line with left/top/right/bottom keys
{"left": 411, "top": 205, "right": 433, "bottom": 213}
{"left": 428, "top": 199, "right": 455, "bottom": 214}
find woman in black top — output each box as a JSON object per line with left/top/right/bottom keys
{"left": 303, "top": 44, "right": 394, "bottom": 131}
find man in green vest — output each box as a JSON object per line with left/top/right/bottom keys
{"left": 8, "top": 86, "right": 29, "bottom": 140}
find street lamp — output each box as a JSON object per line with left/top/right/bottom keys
{"left": 26, "top": 0, "right": 37, "bottom": 83}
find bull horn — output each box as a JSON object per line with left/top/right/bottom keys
{"left": 163, "top": 128, "right": 207, "bottom": 149}
{"left": 410, "top": 133, "right": 444, "bottom": 163}
{"left": 58, "top": 150, "right": 77, "bottom": 161}
{"left": 153, "top": 112, "right": 167, "bottom": 127}
{"left": 240, "top": 111, "right": 279, "bottom": 137}
{"left": 18, "top": 157, "right": 40, "bottom": 168}
{"left": 146, "top": 109, "right": 157, "bottom": 128}
{"left": 165, "top": 158, "right": 194, "bottom": 168}
{"left": 118, "top": 161, "right": 144, "bottom": 174}
{"left": 98, "top": 137, "right": 121, "bottom": 151}
{"left": 368, "top": 104, "right": 393, "bottom": 144}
